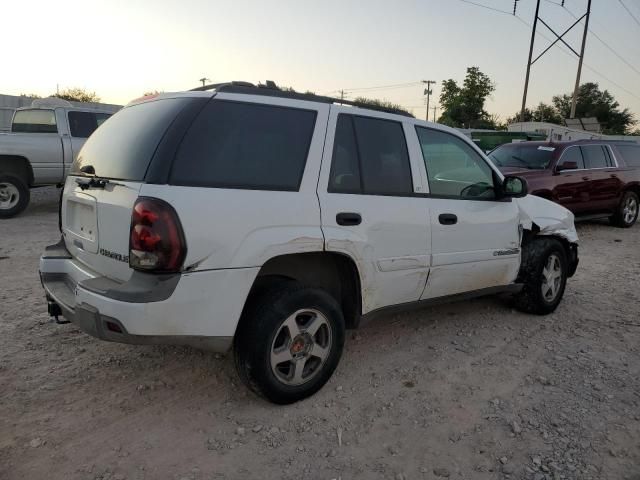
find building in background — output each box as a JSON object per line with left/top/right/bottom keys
{"left": 507, "top": 121, "right": 640, "bottom": 144}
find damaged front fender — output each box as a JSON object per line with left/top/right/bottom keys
{"left": 515, "top": 195, "right": 579, "bottom": 244}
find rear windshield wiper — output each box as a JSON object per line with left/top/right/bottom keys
{"left": 75, "top": 177, "right": 123, "bottom": 190}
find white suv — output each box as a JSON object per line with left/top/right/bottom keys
{"left": 40, "top": 82, "right": 579, "bottom": 404}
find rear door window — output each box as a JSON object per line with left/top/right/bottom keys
{"left": 581, "top": 145, "right": 608, "bottom": 169}
{"left": 71, "top": 98, "right": 190, "bottom": 180}
{"left": 171, "top": 100, "right": 317, "bottom": 191}
{"left": 68, "top": 111, "right": 112, "bottom": 138}
{"left": 328, "top": 114, "right": 413, "bottom": 195}
{"left": 557, "top": 147, "right": 585, "bottom": 170}
{"left": 11, "top": 109, "right": 57, "bottom": 133}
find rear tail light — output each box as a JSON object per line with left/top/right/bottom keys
{"left": 129, "top": 197, "right": 186, "bottom": 272}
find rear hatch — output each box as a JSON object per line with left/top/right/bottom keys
{"left": 61, "top": 97, "right": 194, "bottom": 282}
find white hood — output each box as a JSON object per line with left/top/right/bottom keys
{"left": 516, "top": 195, "right": 579, "bottom": 244}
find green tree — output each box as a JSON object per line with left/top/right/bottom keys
{"left": 19, "top": 93, "right": 42, "bottom": 99}
{"left": 552, "top": 83, "right": 636, "bottom": 134}
{"left": 438, "top": 67, "right": 495, "bottom": 128}
{"left": 52, "top": 87, "right": 101, "bottom": 103}
{"left": 507, "top": 102, "right": 563, "bottom": 125}
{"left": 352, "top": 97, "right": 413, "bottom": 117}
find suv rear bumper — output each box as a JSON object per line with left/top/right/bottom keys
{"left": 39, "top": 240, "right": 259, "bottom": 352}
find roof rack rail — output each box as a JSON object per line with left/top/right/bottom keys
{"left": 189, "top": 80, "right": 414, "bottom": 118}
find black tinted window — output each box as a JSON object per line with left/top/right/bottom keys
{"left": 171, "top": 101, "right": 316, "bottom": 191}
{"left": 558, "top": 147, "right": 584, "bottom": 169}
{"left": 68, "top": 111, "right": 112, "bottom": 138}
{"left": 329, "top": 115, "right": 361, "bottom": 193}
{"left": 581, "top": 146, "right": 607, "bottom": 169}
{"left": 616, "top": 145, "right": 640, "bottom": 167}
{"left": 328, "top": 114, "right": 412, "bottom": 195}
{"left": 72, "top": 98, "right": 189, "bottom": 180}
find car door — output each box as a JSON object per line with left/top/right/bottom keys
{"left": 553, "top": 146, "right": 590, "bottom": 214}
{"left": 580, "top": 145, "right": 623, "bottom": 213}
{"left": 409, "top": 126, "right": 521, "bottom": 300}
{"left": 317, "top": 109, "right": 430, "bottom": 314}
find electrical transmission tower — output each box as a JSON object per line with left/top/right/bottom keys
{"left": 518, "top": 0, "right": 591, "bottom": 122}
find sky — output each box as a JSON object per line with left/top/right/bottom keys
{"left": 2, "top": 0, "right": 639, "bottom": 122}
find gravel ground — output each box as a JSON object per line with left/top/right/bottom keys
{"left": 1, "top": 186, "right": 639, "bottom": 480}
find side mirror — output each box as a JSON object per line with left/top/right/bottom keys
{"left": 502, "top": 175, "right": 528, "bottom": 198}
{"left": 557, "top": 161, "right": 578, "bottom": 172}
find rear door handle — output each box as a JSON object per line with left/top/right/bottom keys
{"left": 438, "top": 213, "right": 457, "bottom": 225}
{"left": 336, "top": 212, "right": 362, "bottom": 226}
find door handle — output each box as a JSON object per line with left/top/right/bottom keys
{"left": 582, "top": 176, "right": 590, "bottom": 181}
{"left": 336, "top": 212, "right": 362, "bottom": 226}
{"left": 438, "top": 213, "right": 457, "bottom": 225}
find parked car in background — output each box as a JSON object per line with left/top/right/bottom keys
{"left": 489, "top": 140, "right": 640, "bottom": 227}
{"left": 0, "top": 98, "right": 114, "bottom": 218}
{"left": 40, "top": 83, "right": 579, "bottom": 404}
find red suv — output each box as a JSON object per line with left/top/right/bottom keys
{"left": 489, "top": 140, "right": 640, "bottom": 227}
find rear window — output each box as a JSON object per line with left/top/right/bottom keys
{"left": 12, "top": 109, "right": 57, "bottom": 133}
{"left": 170, "top": 100, "right": 317, "bottom": 191}
{"left": 71, "top": 98, "right": 189, "bottom": 180}
{"left": 68, "top": 111, "right": 112, "bottom": 138}
{"left": 489, "top": 144, "right": 554, "bottom": 170}
{"left": 616, "top": 144, "right": 640, "bottom": 167}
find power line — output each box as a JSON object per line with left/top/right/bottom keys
{"left": 547, "top": 0, "right": 640, "bottom": 77}
{"left": 618, "top": 0, "right": 640, "bottom": 28}
{"left": 457, "top": 0, "right": 513, "bottom": 15}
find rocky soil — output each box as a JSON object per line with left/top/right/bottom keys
{"left": 0, "top": 187, "right": 638, "bottom": 480}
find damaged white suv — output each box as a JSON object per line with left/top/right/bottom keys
{"left": 40, "top": 82, "right": 579, "bottom": 404}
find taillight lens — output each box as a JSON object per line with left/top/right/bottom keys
{"left": 129, "top": 197, "right": 186, "bottom": 272}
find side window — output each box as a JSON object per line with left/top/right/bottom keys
{"left": 171, "top": 100, "right": 316, "bottom": 191}
{"left": 68, "top": 111, "right": 98, "bottom": 138}
{"left": 415, "top": 127, "right": 496, "bottom": 199}
{"left": 557, "top": 147, "right": 585, "bottom": 169}
{"left": 328, "top": 114, "right": 413, "bottom": 195}
{"left": 581, "top": 146, "right": 608, "bottom": 169}
{"left": 11, "top": 109, "right": 57, "bottom": 133}
{"left": 96, "top": 113, "right": 112, "bottom": 127}
{"left": 616, "top": 145, "right": 640, "bottom": 167}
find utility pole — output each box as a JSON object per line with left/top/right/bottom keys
{"left": 199, "top": 77, "right": 210, "bottom": 87}
{"left": 423, "top": 80, "right": 436, "bottom": 122}
{"left": 520, "top": 0, "right": 540, "bottom": 123}
{"left": 432, "top": 106, "right": 438, "bottom": 123}
{"left": 340, "top": 90, "right": 345, "bottom": 103}
{"left": 570, "top": 0, "right": 591, "bottom": 119}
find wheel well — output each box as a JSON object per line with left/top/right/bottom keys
{"left": 624, "top": 184, "right": 640, "bottom": 200}
{"left": 521, "top": 228, "right": 577, "bottom": 277}
{"left": 0, "top": 155, "right": 34, "bottom": 186}
{"left": 247, "top": 252, "right": 362, "bottom": 329}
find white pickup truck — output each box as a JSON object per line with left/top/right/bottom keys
{"left": 0, "top": 98, "right": 116, "bottom": 217}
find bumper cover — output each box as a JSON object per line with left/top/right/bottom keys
{"left": 40, "top": 241, "right": 259, "bottom": 352}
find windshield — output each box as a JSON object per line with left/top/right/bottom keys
{"left": 71, "top": 98, "right": 189, "bottom": 180}
{"left": 489, "top": 144, "right": 555, "bottom": 170}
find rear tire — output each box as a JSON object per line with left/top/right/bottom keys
{"left": 0, "top": 175, "right": 29, "bottom": 218}
{"left": 513, "top": 237, "right": 568, "bottom": 315}
{"left": 610, "top": 191, "right": 639, "bottom": 228}
{"left": 234, "top": 280, "right": 345, "bottom": 404}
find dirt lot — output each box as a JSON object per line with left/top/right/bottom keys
{"left": 1, "top": 187, "right": 639, "bottom": 480}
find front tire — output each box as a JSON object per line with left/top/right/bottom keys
{"left": 513, "top": 237, "right": 568, "bottom": 315}
{"left": 0, "top": 175, "right": 29, "bottom": 218}
{"left": 234, "top": 280, "right": 345, "bottom": 404}
{"left": 610, "top": 191, "right": 639, "bottom": 228}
